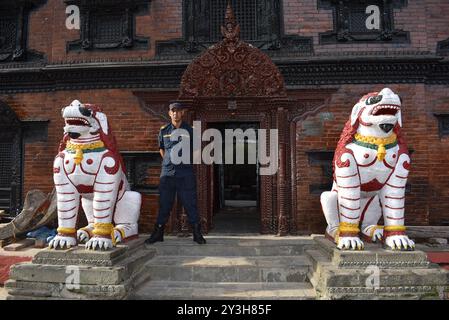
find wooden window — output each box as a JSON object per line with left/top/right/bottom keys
{"left": 156, "top": 0, "right": 313, "bottom": 58}
{"left": 65, "top": 0, "right": 150, "bottom": 52}
{"left": 0, "top": 0, "right": 45, "bottom": 62}
{"left": 435, "top": 114, "right": 449, "bottom": 137}
{"left": 318, "top": 0, "right": 409, "bottom": 44}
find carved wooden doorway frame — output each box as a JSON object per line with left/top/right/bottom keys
{"left": 182, "top": 97, "right": 290, "bottom": 234}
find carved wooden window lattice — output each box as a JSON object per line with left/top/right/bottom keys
{"left": 0, "top": 142, "right": 14, "bottom": 187}
{"left": 0, "top": 14, "right": 18, "bottom": 58}
{"left": 306, "top": 151, "right": 334, "bottom": 195}
{"left": 0, "top": 102, "right": 23, "bottom": 215}
{"left": 0, "top": 0, "right": 46, "bottom": 63}
{"left": 0, "top": 100, "right": 48, "bottom": 216}
{"left": 318, "top": 0, "right": 409, "bottom": 44}
{"left": 435, "top": 114, "right": 449, "bottom": 137}
{"left": 207, "top": 0, "right": 258, "bottom": 43}
{"left": 184, "top": 0, "right": 279, "bottom": 47}
{"left": 65, "top": 0, "right": 150, "bottom": 52}
{"left": 437, "top": 38, "right": 449, "bottom": 56}
{"left": 156, "top": 0, "right": 313, "bottom": 58}
{"left": 121, "top": 151, "right": 161, "bottom": 195}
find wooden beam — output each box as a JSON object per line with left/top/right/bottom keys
{"left": 0, "top": 189, "right": 56, "bottom": 240}
{"left": 3, "top": 239, "right": 35, "bottom": 251}
{"left": 407, "top": 226, "right": 449, "bottom": 239}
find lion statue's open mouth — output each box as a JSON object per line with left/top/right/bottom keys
{"left": 65, "top": 118, "right": 90, "bottom": 126}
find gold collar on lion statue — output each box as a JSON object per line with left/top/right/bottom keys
{"left": 65, "top": 140, "right": 106, "bottom": 165}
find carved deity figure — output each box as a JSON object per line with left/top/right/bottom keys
{"left": 50, "top": 100, "right": 141, "bottom": 250}
{"left": 321, "top": 88, "right": 415, "bottom": 251}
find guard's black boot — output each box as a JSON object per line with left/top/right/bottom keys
{"left": 192, "top": 223, "right": 206, "bottom": 244}
{"left": 145, "top": 224, "right": 164, "bottom": 245}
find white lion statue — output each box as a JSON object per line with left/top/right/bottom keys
{"left": 321, "top": 88, "right": 415, "bottom": 251}
{"left": 50, "top": 100, "right": 141, "bottom": 250}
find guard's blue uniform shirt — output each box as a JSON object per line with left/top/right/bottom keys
{"left": 158, "top": 121, "right": 194, "bottom": 177}
{"left": 157, "top": 121, "right": 199, "bottom": 225}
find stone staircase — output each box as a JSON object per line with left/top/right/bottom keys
{"left": 130, "top": 235, "right": 318, "bottom": 300}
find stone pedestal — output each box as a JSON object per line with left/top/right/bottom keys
{"left": 307, "top": 236, "right": 449, "bottom": 300}
{"left": 5, "top": 236, "right": 156, "bottom": 300}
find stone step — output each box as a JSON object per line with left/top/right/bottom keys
{"left": 5, "top": 278, "right": 129, "bottom": 300}
{"left": 305, "top": 249, "right": 331, "bottom": 289}
{"left": 9, "top": 263, "right": 127, "bottom": 285}
{"left": 306, "top": 249, "right": 333, "bottom": 272}
{"left": 151, "top": 237, "right": 315, "bottom": 256}
{"left": 313, "top": 236, "right": 431, "bottom": 268}
{"left": 8, "top": 243, "right": 156, "bottom": 287}
{"left": 154, "top": 235, "right": 315, "bottom": 244}
{"left": 131, "top": 281, "right": 316, "bottom": 300}
{"left": 306, "top": 246, "right": 449, "bottom": 299}
{"left": 144, "top": 255, "right": 310, "bottom": 283}
{"left": 323, "top": 267, "right": 449, "bottom": 288}
{"left": 5, "top": 237, "right": 158, "bottom": 300}
{"left": 32, "top": 236, "right": 154, "bottom": 267}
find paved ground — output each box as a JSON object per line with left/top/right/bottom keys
{"left": 0, "top": 246, "right": 39, "bottom": 296}
{"left": 0, "top": 286, "right": 7, "bottom": 300}
{"left": 212, "top": 207, "right": 260, "bottom": 234}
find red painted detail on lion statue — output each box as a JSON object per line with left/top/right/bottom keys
{"left": 50, "top": 100, "right": 141, "bottom": 251}
{"left": 321, "top": 88, "right": 415, "bottom": 251}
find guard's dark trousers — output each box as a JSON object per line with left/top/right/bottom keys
{"left": 146, "top": 175, "right": 206, "bottom": 245}
{"left": 157, "top": 175, "right": 199, "bottom": 225}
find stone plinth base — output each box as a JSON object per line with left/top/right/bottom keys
{"left": 5, "top": 236, "right": 156, "bottom": 300}
{"left": 307, "top": 236, "right": 449, "bottom": 300}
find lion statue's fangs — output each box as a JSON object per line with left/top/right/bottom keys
{"left": 50, "top": 100, "right": 141, "bottom": 250}
{"left": 321, "top": 88, "right": 415, "bottom": 251}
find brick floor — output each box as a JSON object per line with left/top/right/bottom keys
{"left": 0, "top": 256, "right": 33, "bottom": 285}
{"left": 426, "top": 252, "right": 449, "bottom": 271}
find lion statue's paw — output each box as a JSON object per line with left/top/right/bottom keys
{"left": 113, "top": 229, "right": 123, "bottom": 244}
{"left": 77, "top": 225, "right": 94, "bottom": 243}
{"left": 337, "top": 236, "right": 364, "bottom": 250}
{"left": 385, "top": 235, "right": 415, "bottom": 251}
{"left": 362, "top": 225, "right": 384, "bottom": 242}
{"left": 85, "top": 236, "right": 113, "bottom": 250}
{"left": 77, "top": 230, "right": 89, "bottom": 243}
{"left": 371, "top": 228, "right": 384, "bottom": 242}
{"left": 49, "top": 235, "right": 77, "bottom": 249}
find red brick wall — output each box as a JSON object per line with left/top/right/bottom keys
{"left": 23, "top": 0, "right": 449, "bottom": 63}
{"left": 28, "top": 0, "right": 183, "bottom": 63}
{"left": 283, "top": 0, "right": 446, "bottom": 53}
{"left": 425, "top": 85, "right": 449, "bottom": 225}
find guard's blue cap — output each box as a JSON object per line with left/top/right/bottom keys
{"left": 169, "top": 102, "right": 184, "bottom": 110}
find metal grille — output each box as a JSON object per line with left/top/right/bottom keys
{"left": 0, "top": 141, "right": 13, "bottom": 187}
{"left": 93, "top": 14, "right": 124, "bottom": 44}
{"left": 443, "top": 117, "right": 449, "bottom": 132}
{"left": 210, "top": 0, "right": 257, "bottom": 41}
{"left": 440, "top": 115, "right": 449, "bottom": 136}
{"left": 348, "top": 2, "right": 383, "bottom": 33}
{"left": 0, "top": 14, "right": 17, "bottom": 52}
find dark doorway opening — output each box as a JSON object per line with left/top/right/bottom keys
{"left": 209, "top": 122, "right": 260, "bottom": 234}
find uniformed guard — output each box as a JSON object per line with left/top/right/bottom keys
{"left": 145, "top": 102, "right": 206, "bottom": 245}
